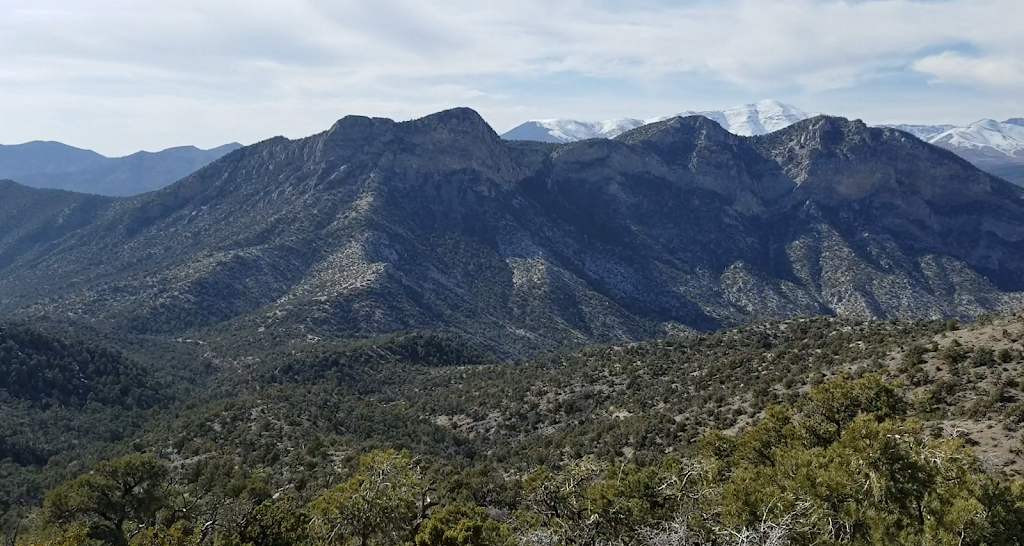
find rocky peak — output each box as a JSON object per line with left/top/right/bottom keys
{"left": 404, "top": 107, "right": 497, "bottom": 136}
{"left": 384, "top": 107, "right": 526, "bottom": 191}
{"left": 615, "top": 115, "right": 735, "bottom": 149}
{"left": 613, "top": 116, "right": 793, "bottom": 207}
{"left": 396, "top": 107, "right": 505, "bottom": 154}
{"left": 754, "top": 115, "right": 1006, "bottom": 211}
{"left": 782, "top": 115, "right": 876, "bottom": 151}
{"left": 323, "top": 115, "right": 396, "bottom": 146}
{"left": 304, "top": 108, "right": 528, "bottom": 194}
{"left": 613, "top": 115, "right": 743, "bottom": 176}
{"left": 314, "top": 115, "right": 397, "bottom": 173}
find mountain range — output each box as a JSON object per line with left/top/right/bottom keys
{"left": 504, "top": 101, "right": 1024, "bottom": 186}
{"left": 6, "top": 102, "right": 1020, "bottom": 200}
{"left": 501, "top": 100, "right": 811, "bottom": 141}
{"left": 2, "top": 107, "right": 1023, "bottom": 358}
{"left": 0, "top": 141, "right": 242, "bottom": 196}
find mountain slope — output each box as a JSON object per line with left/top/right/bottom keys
{"left": 985, "top": 162, "right": 1024, "bottom": 184}
{"left": 930, "top": 119, "right": 1024, "bottom": 159}
{"left": 0, "top": 141, "right": 242, "bottom": 196}
{"left": 0, "top": 109, "right": 1023, "bottom": 357}
{"left": 0, "top": 320, "right": 166, "bottom": 515}
{"left": 884, "top": 119, "right": 1024, "bottom": 186}
{"left": 0, "top": 180, "right": 117, "bottom": 277}
{"left": 501, "top": 100, "right": 810, "bottom": 142}
{"left": 880, "top": 124, "right": 957, "bottom": 141}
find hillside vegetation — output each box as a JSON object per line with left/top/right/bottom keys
{"left": 5, "top": 312, "right": 1024, "bottom": 544}
{"left": 0, "top": 322, "right": 173, "bottom": 530}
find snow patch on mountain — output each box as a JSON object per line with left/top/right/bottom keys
{"left": 661, "top": 100, "right": 813, "bottom": 137}
{"left": 882, "top": 124, "right": 957, "bottom": 141}
{"left": 502, "top": 100, "right": 812, "bottom": 142}
{"left": 929, "top": 120, "right": 1024, "bottom": 158}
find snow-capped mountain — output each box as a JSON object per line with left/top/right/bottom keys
{"left": 879, "top": 120, "right": 1024, "bottom": 161}
{"left": 881, "top": 124, "right": 957, "bottom": 141}
{"left": 501, "top": 118, "right": 645, "bottom": 143}
{"left": 929, "top": 120, "right": 1024, "bottom": 159}
{"left": 660, "top": 100, "right": 813, "bottom": 137}
{"left": 501, "top": 100, "right": 812, "bottom": 142}
{"left": 899, "top": 119, "right": 1024, "bottom": 185}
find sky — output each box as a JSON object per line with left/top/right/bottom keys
{"left": 1, "top": 0, "right": 1022, "bottom": 157}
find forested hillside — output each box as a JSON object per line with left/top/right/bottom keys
{"left": 0, "top": 323, "right": 170, "bottom": 531}
{"left": 5, "top": 312, "right": 1024, "bottom": 545}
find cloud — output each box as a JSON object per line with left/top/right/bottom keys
{"left": 914, "top": 52, "right": 1024, "bottom": 88}
{"left": 0, "top": 0, "right": 1021, "bottom": 154}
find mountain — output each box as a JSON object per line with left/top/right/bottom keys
{"left": 0, "top": 141, "right": 108, "bottom": 178}
{"left": 1, "top": 108, "right": 1023, "bottom": 358}
{"left": 661, "top": 99, "right": 813, "bottom": 136}
{"left": 930, "top": 119, "right": 1024, "bottom": 161}
{"left": 501, "top": 100, "right": 811, "bottom": 142}
{"left": 881, "top": 119, "right": 1024, "bottom": 186}
{"left": 930, "top": 119, "right": 1024, "bottom": 186}
{"left": 880, "top": 124, "right": 957, "bottom": 141}
{"left": 505, "top": 104, "right": 1024, "bottom": 187}
{"left": 0, "top": 141, "right": 242, "bottom": 196}
{"left": 501, "top": 117, "right": 645, "bottom": 143}
{"left": 983, "top": 162, "right": 1024, "bottom": 184}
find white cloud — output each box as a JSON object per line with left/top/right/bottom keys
{"left": 914, "top": 52, "right": 1024, "bottom": 88}
{"left": 0, "top": 0, "right": 1021, "bottom": 154}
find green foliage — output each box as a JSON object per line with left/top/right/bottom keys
{"left": 414, "top": 504, "right": 507, "bottom": 546}
{"left": 517, "top": 457, "right": 684, "bottom": 546}
{"left": 43, "top": 453, "right": 169, "bottom": 546}
{"left": 15, "top": 375, "right": 1024, "bottom": 546}
{"left": 0, "top": 322, "right": 175, "bottom": 521}
{"left": 940, "top": 341, "right": 970, "bottom": 368}
{"left": 703, "top": 375, "right": 1024, "bottom": 545}
{"left": 797, "top": 374, "right": 907, "bottom": 447}
{"left": 0, "top": 322, "right": 160, "bottom": 410}
{"left": 216, "top": 497, "right": 310, "bottom": 546}
{"left": 267, "top": 331, "right": 493, "bottom": 386}
{"left": 15, "top": 525, "right": 102, "bottom": 546}
{"left": 308, "top": 450, "right": 426, "bottom": 546}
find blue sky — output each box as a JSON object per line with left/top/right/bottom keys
{"left": 1, "top": 0, "right": 1022, "bottom": 156}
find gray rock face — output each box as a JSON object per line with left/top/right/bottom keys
{"left": 2, "top": 109, "right": 1023, "bottom": 357}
